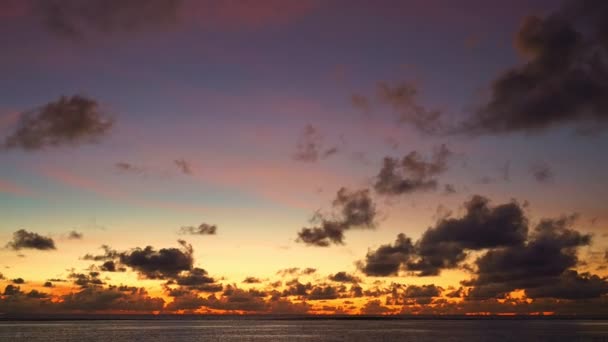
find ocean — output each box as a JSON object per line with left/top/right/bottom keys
{"left": 1, "top": 319, "right": 608, "bottom": 341}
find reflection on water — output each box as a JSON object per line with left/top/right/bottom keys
{"left": 1, "top": 319, "right": 607, "bottom": 341}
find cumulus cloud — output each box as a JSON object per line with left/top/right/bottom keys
{"left": 178, "top": 223, "right": 217, "bottom": 235}
{"left": 457, "top": 0, "right": 608, "bottom": 135}
{"left": 292, "top": 124, "right": 338, "bottom": 162}
{"left": 360, "top": 195, "right": 529, "bottom": 276}
{"left": 374, "top": 144, "right": 451, "bottom": 196}
{"left": 297, "top": 187, "right": 377, "bottom": 246}
{"left": 328, "top": 272, "right": 360, "bottom": 283}
{"left": 3, "top": 95, "right": 113, "bottom": 150}
{"left": 358, "top": 233, "right": 415, "bottom": 276}
{"left": 118, "top": 240, "right": 194, "bottom": 279}
{"left": 5, "top": 229, "right": 56, "bottom": 251}
{"left": 463, "top": 214, "right": 606, "bottom": 300}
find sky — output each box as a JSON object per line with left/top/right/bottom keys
{"left": 1, "top": 0, "right": 608, "bottom": 316}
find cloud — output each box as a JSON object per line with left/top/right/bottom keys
{"left": 358, "top": 233, "right": 415, "bottom": 276}
{"left": 373, "top": 144, "right": 452, "bottom": 196}
{"left": 115, "top": 162, "right": 145, "bottom": 174}
{"left": 276, "top": 267, "right": 316, "bottom": 277}
{"left": 387, "top": 284, "right": 443, "bottom": 305}
{"left": 328, "top": 272, "right": 360, "bottom": 283}
{"left": 360, "top": 299, "right": 393, "bottom": 315}
{"left": 170, "top": 267, "right": 221, "bottom": 292}
{"left": 463, "top": 214, "right": 605, "bottom": 300}
{"left": 530, "top": 162, "right": 555, "bottom": 183}
{"left": 12, "top": 278, "right": 25, "bottom": 284}
{"left": 118, "top": 240, "right": 194, "bottom": 279}
{"left": 67, "top": 230, "right": 83, "bottom": 240}
{"left": 68, "top": 271, "right": 104, "bottom": 288}
{"left": 242, "top": 277, "right": 261, "bottom": 284}
{"left": 292, "top": 124, "right": 338, "bottom": 162}
{"left": 360, "top": 195, "right": 528, "bottom": 276}
{"left": 5, "top": 229, "right": 56, "bottom": 251}
{"left": 297, "top": 187, "right": 377, "bottom": 246}
{"left": 82, "top": 245, "right": 119, "bottom": 261}
{"left": 3, "top": 95, "right": 113, "bottom": 150}
{"left": 178, "top": 223, "right": 217, "bottom": 235}
{"left": 376, "top": 81, "right": 443, "bottom": 135}
{"left": 32, "top": 0, "right": 183, "bottom": 39}
{"left": 198, "top": 285, "right": 310, "bottom": 314}
{"left": 174, "top": 158, "right": 193, "bottom": 175}
{"left": 457, "top": 0, "right": 608, "bottom": 134}
{"left": 82, "top": 241, "right": 222, "bottom": 292}
{"left": 60, "top": 286, "right": 165, "bottom": 312}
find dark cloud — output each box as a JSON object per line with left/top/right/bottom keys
{"left": 174, "top": 158, "right": 193, "bottom": 175}
{"left": 360, "top": 195, "right": 528, "bottom": 276}
{"left": 307, "top": 284, "right": 341, "bottom": 300}
{"left": 360, "top": 299, "right": 393, "bottom": 315}
{"left": 3, "top": 95, "right": 113, "bottom": 150}
{"left": 32, "top": 0, "right": 183, "bottom": 39}
{"left": 530, "top": 162, "right": 555, "bottom": 183}
{"left": 408, "top": 195, "right": 528, "bottom": 276}
{"left": 174, "top": 268, "right": 217, "bottom": 288}
{"left": 5, "top": 229, "right": 56, "bottom": 251}
{"left": 243, "top": 277, "right": 262, "bottom": 284}
{"left": 358, "top": 233, "right": 415, "bottom": 276}
{"left": 67, "top": 230, "right": 83, "bottom": 240}
{"left": 118, "top": 240, "right": 194, "bottom": 279}
{"left": 297, "top": 187, "right": 377, "bottom": 246}
{"left": 276, "top": 267, "right": 316, "bottom": 277}
{"left": 82, "top": 245, "right": 119, "bottom": 261}
{"left": 178, "top": 223, "right": 217, "bottom": 235}
{"left": 403, "top": 284, "right": 442, "bottom": 298}
{"left": 374, "top": 144, "right": 451, "bottom": 196}
{"left": 68, "top": 271, "right": 104, "bottom": 288}
{"left": 99, "top": 260, "right": 126, "bottom": 272}
{"left": 457, "top": 0, "right": 608, "bottom": 135}
{"left": 328, "top": 272, "right": 360, "bottom": 283}
{"left": 199, "top": 285, "right": 310, "bottom": 314}
{"left": 387, "top": 284, "right": 443, "bottom": 305}
{"left": 292, "top": 124, "right": 338, "bottom": 162}
{"left": 463, "top": 214, "right": 604, "bottom": 300}
{"left": 60, "top": 286, "right": 165, "bottom": 312}
{"left": 43, "top": 281, "right": 53, "bottom": 288}
{"left": 376, "top": 81, "right": 443, "bottom": 135}
{"left": 12, "top": 278, "right": 25, "bottom": 284}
